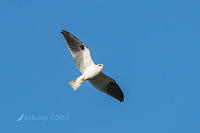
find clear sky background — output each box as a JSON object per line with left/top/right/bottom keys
{"left": 0, "top": 0, "right": 200, "bottom": 132}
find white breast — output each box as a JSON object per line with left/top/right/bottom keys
{"left": 83, "top": 65, "right": 102, "bottom": 80}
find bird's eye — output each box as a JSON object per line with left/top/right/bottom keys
{"left": 99, "top": 64, "right": 101, "bottom": 66}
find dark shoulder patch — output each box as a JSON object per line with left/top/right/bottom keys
{"left": 109, "top": 82, "right": 116, "bottom": 86}
{"left": 80, "top": 44, "right": 85, "bottom": 50}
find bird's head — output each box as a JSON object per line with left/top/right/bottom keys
{"left": 97, "top": 64, "right": 104, "bottom": 70}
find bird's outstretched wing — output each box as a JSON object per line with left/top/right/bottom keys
{"left": 89, "top": 72, "right": 124, "bottom": 102}
{"left": 61, "top": 30, "right": 95, "bottom": 73}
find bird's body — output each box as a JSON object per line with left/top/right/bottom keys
{"left": 82, "top": 64, "right": 104, "bottom": 80}
{"left": 61, "top": 30, "right": 124, "bottom": 102}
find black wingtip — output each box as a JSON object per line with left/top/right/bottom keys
{"left": 111, "top": 91, "right": 124, "bottom": 102}
{"left": 61, "top": 30, "right": 81, "bottom": 42}
{"left": 120, "top": 98, "right": 124, "bottom": 102}
{"left": 118, "top": 96, "right": 124, "bottom": 102}
{"left": 105, "top": 81, "right": 125, "bottom": 103}
{"left": 61, "top": 30, "right": 70, "bottom": 35}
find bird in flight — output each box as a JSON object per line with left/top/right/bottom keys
{"left": 61, "top": 30, "right": 124, "bottom": 102}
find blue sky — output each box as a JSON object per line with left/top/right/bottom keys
{"left": 0, "top": 0, "right": 200, "bottom": 132}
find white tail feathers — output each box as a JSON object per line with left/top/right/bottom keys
{"left": 69, "top": 75, "right": 85, "bottom": 91}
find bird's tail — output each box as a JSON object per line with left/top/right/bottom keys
{"left": 69, "top": 75, "right": 85, "bottom": 91}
